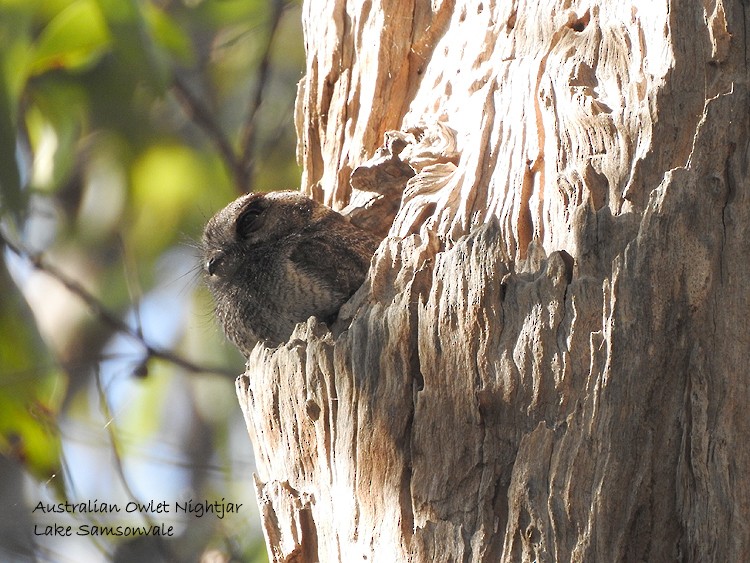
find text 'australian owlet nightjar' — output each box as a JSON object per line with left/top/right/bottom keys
{"left": 201, "top": 191, "right": 380, "bottom": 356}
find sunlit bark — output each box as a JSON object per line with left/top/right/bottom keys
{"left": 239, "top": 1, "right": 750, "bottom": 561}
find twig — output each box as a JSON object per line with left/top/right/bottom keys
{"left": 238, "top": 0, "right": 286, "bottom": 189}
{"left": 1, "top": 233, "right": 238, "bottom": 379}
{"left": 171, "top": 75, "right": 244, "bottom": 191}
{"left": 171, "top": 1, "right": 289, "bottom": 193}
{"left": 94, "top": 369, "right": 177, "bottom": 560}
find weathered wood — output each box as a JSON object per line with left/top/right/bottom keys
{"left": 239, "top": 1, "right": 749, "bottom": 561}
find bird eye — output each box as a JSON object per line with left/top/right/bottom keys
{"left": 235, "top": 201, "right": 265, "bottom": 239}
{"left": 206, "top": 254, "right": 222, "bottom": 276}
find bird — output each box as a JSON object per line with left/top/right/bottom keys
{"left": 201, "top": 191, "right": 380, "bottom": 356}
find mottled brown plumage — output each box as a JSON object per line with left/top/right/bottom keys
{"left": 201, "top": 191, "right": 380, "bottom": 356}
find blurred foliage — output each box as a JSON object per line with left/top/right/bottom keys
{"left": 0, "top": 0, "right": 303, "bottom": 560}
{"left": 0, "top": 259, "right": 64, "bottom": 487}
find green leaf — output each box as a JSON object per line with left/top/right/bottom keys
{"left": 0, "top": 5, "right": 34, "bottom": 216}
{"left": 0, "top": 262, "right": 65, "bottom": 487}
{"left": 144, "top": 3, "right": 194, "bottom": 64}
{"left": 0, "top": 72, "right": 24, "bottom": 217}
{"left": 30, "top": 0, "right": 111, "bottom": 74}
{"left": 25, "top": 79, "right": 88, "bottom": 192}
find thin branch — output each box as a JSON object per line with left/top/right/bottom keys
{"left": 171, "top": 75, "right": 244, "bottom": 191}
{"left": 1, "top": 233, "right": 238, "bottom": 379}
{"left": 94, "top": 369, "right": 176, "bottom": 560}
{"left": 238, "top": 0, "right": 286, "bottom": 189}
{"left": 170, "top": 1, "right": 291, "bottom": 193}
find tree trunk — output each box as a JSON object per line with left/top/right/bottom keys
{"left": 237, "top": 1, "right": 750, "bottom": 561}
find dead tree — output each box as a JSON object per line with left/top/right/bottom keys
{"left": 236, "top": 1, "right": 750, "bottom": 561}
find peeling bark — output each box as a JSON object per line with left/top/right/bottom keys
{"left": 241, "top": 1, "right": 750, "bottom": 561}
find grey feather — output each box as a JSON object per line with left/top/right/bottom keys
{"left": 201, "top": 191, "right": 380, "bottom": 356}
